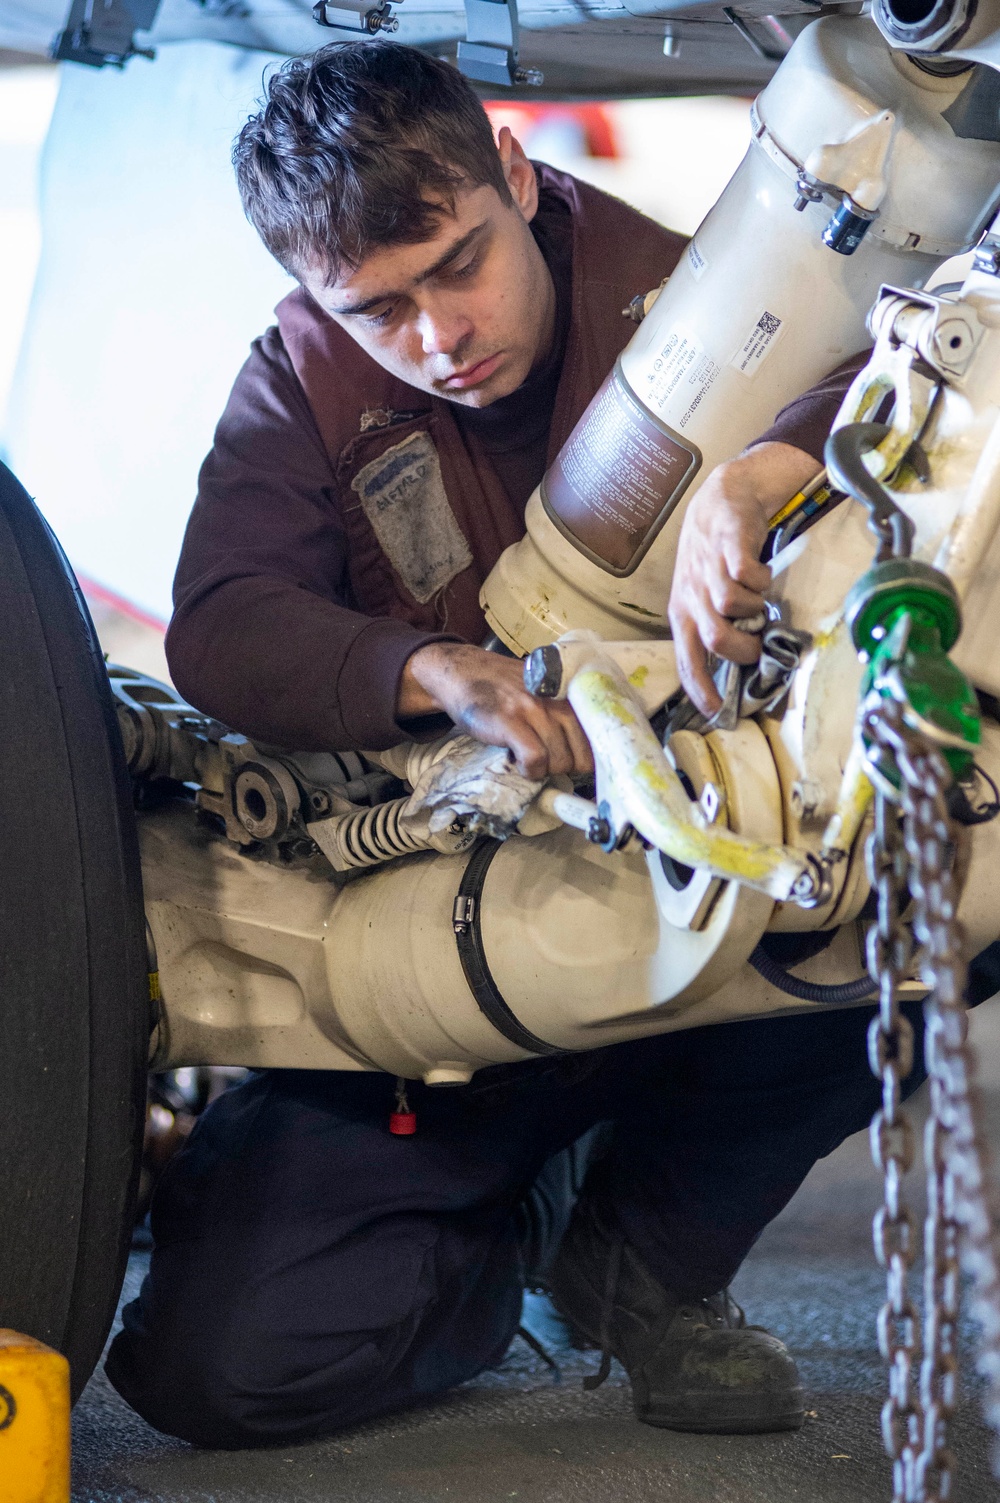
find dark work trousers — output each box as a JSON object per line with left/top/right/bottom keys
{"left": 107, "top": 954, "right": 998, "bottom": 1450}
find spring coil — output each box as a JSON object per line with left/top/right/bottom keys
{"left": 330, "top": 797, "right": 431, "bottom": 870}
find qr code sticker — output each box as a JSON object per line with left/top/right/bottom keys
{"left": 730, "top": 308, "right": 783, "bottom": 376}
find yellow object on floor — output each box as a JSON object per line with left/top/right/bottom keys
{"left": 0, "top": 1331, "right": 69, "bottom": 1503}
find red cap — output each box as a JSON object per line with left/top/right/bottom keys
{"left": 389, "top": 1111, "right": 417, "bottom": 1136}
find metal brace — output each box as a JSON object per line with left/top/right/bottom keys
{"left": 869, "top": 284, "right": 983, "bottom": 385}
{"left": 974, "top": 226, "right": 1000, "bottom": 277}
{"left": 313, "top": 0, "right": 399, "bottom": 35}
{"left": 53, "top": 0, "right": 160, "bottom": 67}
{"left": 722, "top": 7, "right": 789, "bottom": 63}
{"left": 457, "top": 0, "right": 542, "bottom": 88}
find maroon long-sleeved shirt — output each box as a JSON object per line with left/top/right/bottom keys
{"left": 754, "top": 352, "right": 866, "bottom": 463}
{"left": 166, "top": 169, "right": 688, "bottom": 749}
{"left": 167, "top": 166, "right": 862, "bottom": 753}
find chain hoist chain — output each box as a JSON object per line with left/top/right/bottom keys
{"left": 866, "top": 779, "right": 921, "bottom": 1499}
{"left": 864, "top": 694, "right": 1000, "bottom": 1501}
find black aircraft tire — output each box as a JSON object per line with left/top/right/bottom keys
{"left": 0, "top": 461, "right": 149, "bottom": 1401}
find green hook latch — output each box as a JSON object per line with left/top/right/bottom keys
{"left": 845, "top": 558, "right": 980, "bottom": 786}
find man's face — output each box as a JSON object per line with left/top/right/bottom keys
{"left": 300, "top": 131, "right": 556, "bottom": 409}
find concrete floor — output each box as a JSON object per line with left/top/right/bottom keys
{"left": 71, "top": 1004, "right": 1000, "bottom": 1503}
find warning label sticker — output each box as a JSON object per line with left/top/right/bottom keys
{"left": 730, "top": 308, "right": 784, "bottom": 378}
{"left": 542, "top": 363, "right": 700, "bottom": 574}
{"left": 687, "top": 240, "right": 708, "bottom": 280}
{"left": 641, "top": 326, "right": 721, "bottom": 429}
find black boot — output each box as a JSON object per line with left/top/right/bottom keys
{"left": 548, "top": 1197, "right": 805, "bottom": 1435}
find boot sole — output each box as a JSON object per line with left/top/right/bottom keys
{"left": 637, "top": 1393, "right": 806, "bottom": 1435}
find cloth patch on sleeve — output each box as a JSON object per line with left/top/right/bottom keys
{"left": 350, "top": 430, "right": 474, "bottom": 604}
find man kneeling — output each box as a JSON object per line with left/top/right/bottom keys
{"left": 106, "top": 42, "right": 915, "bottom": 1448}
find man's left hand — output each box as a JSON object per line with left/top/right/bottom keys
{"left": 668, "top": 442, "right": 820, "bottom": 717}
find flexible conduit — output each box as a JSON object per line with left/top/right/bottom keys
{"left": 749, "top": 942, "right": 877, "bottom": 1004}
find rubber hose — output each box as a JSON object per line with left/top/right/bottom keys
{"left": 749, "top": 942, "right": 877, "bottom": 1004}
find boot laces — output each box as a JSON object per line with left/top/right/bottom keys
{"left": 695, "top": 1288, "right": 745, "bottom": 1328}
{"left": 583, "top": 1246, "right": 744, "bottom": 1392}
{"left": 582, "top": 1229, "right": 625, "bottom": 1392}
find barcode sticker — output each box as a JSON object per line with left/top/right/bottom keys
{"left": 730, "top": 308, "right": 783, "bottom": 377}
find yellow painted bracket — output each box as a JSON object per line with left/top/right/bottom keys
{"left": 821, "top": 733, "right": 875, "bottom": 860}
{"left": 0, "top": 1332, "right": 70, "bottom": 1503}
{"left": 567, "top": 661, "right": 822, "bottom": 903}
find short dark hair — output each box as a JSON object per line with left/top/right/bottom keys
{"left": 234, "top": 42, "right": 510, "bottom": 282}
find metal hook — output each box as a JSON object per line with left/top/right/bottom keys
{"left": 825, "top": 423, "right": 916, "bottom": 562}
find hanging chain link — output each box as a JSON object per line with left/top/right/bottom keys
{"left": 864, "top": 694, "right": 1000, "bottom": 1501}
{"left": 866, "top": 775, "right": 921, "bottom": 1500}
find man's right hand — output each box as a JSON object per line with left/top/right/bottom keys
{"left": 398, "top": 641, "right": 594, "bottom": 781}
